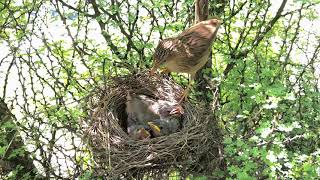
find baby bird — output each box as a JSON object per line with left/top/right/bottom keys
{"left": 127, "top": 125, "right": 151, "bottom": 140}
{"left": 148, "top": 117, "right": 181, "bottom": 137}
{"left": 125, "top": 92, "right": 184, "bottom": 139}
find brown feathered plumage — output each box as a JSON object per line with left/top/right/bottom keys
{"left": 150, "top": 18, "right": 221, "bottom": 102}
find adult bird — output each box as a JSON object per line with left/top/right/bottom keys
{"left": 150, "top": 18, "right": 221, "bottom": 102}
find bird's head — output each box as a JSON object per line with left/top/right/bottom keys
{"left": 150, "top": 39, "right": 175, "bottom": 74}
{"left": 128, "top": 125, "right": 151, "bottom": 140}
{"left": 148, "top": 117, "right": 180, "bottom": 137}
{"left": 137, "top": 128, "right": 151, "bottom": 140}
{"left": 207, "top": 17, "right": 222, "bottom": 26}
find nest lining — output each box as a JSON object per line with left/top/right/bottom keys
{"left": 85, "top": 72, "right": 223, "bottom": 179}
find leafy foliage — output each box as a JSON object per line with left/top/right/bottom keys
{"left": 0, "top": 0, "right": 320, "bottom": 179}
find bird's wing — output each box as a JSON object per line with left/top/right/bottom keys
{"left": 180, "top": 31, "right": 212, "bottom": 52}
{"left": 178, "top": 19, "right": 220, "bottom": 58}
{"left": 179, "top": 19, "right": 220, "bottom": 41}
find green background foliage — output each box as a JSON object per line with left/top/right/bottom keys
{"left": 0, "top": 0, "right": 319, "bottom": 179}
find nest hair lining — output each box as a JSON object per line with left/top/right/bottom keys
{"left": 85, "top": 72, "right": 223, "bottom": 179}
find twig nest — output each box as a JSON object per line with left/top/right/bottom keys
{"left": 85, "top": 72, "right": 223, "bottom": 179}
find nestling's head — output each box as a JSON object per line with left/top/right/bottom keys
{"left": 148, "top": 117, "right": 180, "bottom": 137}
{"left": 127, "top": 125, "right": 151, "bottom": 140}
{"left": 150, "top": 39, "right": 175, "bottom": 74}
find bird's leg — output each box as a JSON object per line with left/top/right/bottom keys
{"left": 177, "top": 84, "right": 191, "bottom": 104}
{"left": 177, "top": 74, "right": 194, "bottom": 104}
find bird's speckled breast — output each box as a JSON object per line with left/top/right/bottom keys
{"left": 164, "top": 48, "right": 211, "bottom": 76}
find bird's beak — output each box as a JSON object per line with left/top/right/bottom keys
{"left": 148, "top": 122, "right": 161, "bottom": 135}
{"left": 150, "top": 66, "right": 156, "bottom": 75}
{"left": 150, "top": 65, "right": 158, "bottom": 75}
{"left": 150, "top": 60, "right": 160, "bottom": 75}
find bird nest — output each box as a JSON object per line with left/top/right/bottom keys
{"left": 84, "top": 72, "right": 224, "bottom": 179}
